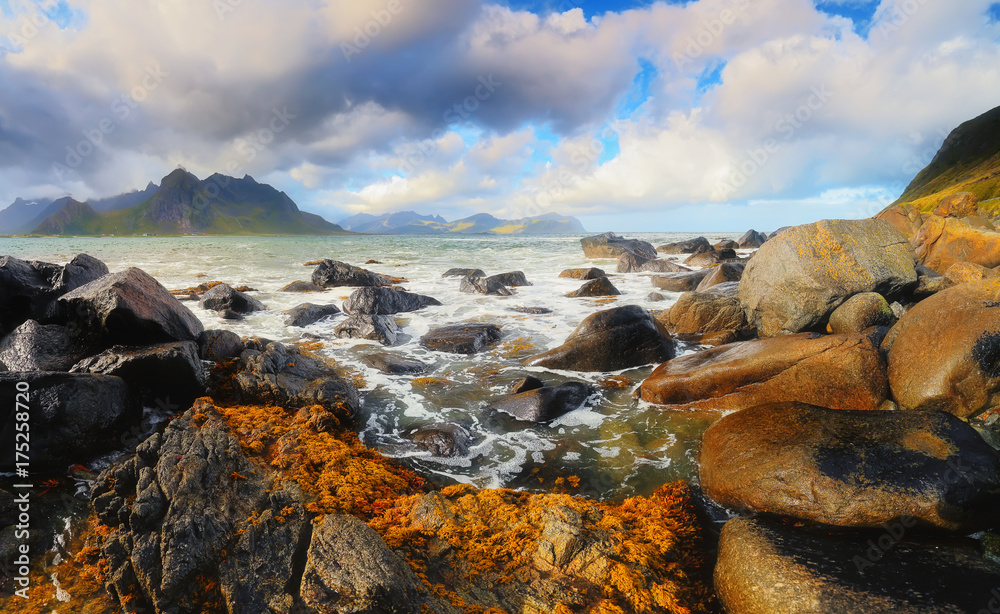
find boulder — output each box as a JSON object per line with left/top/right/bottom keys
{"left": 511, "top": 375, "right": 545, "bottom": 394}
{"left": 279, "top": 280, "right": 325, "bottom": 292}
{"left": 460, "top": 275, "right": 513, "bottom": 296}
{"left": 715, "top": 515, "right": 1000, "bottom": 614}
{"left": 647, "top": 292, "right": 666, "bottom": 302}
{"left": 31, "top": 253, "right": 109, "bottom": 293}
{"left": 300, "top": 514, "right": 426, "bottom": 612}
{"left": 768, "top": 226, "right": 792, "bottom": 240}
{"left": 887, "top": 278, "right": 1000, "bottom": 419}
{"left": 488, "top": 382, "right": 592, "bottom": 423}
{"left": 0, "top": 319, "right": 89, "bottom": 371}
{"left": 703, "top": 281, "right": 740, "bottom": 298}
{"left": 229, "top": 341, "right": 359, "bottom": 416}
{"left": 701, "top": 402, "right": 1000, "bottom": 531}
{"left": 311, "top": 259, "right": 400, "bottom": 288}
{"left": 640, "top": 331, "right": 888, "bottom": 411}
{"left": 0, "top": 255, "right": 58, "bottom": 332}
{"left": 71, "top": 341, "right": 207, "bottom": 407}
{"left": 409, "top": 424, "right": 472, "bottom": 457}
{"left": 826, "top": 292, "right": 895, "bottom": 334}
{"left": 694, "top": 262, "right": 744, "bottom": 292}
{"left": 580, "top": 232, "right": 656, "bottom": 260}
{"left": 934, "top": 191, "right": 980, "bottom": 218}
{"left": 912, "top": 215, "right": 1000, "bottom": 273}
{"left": 420, "top": 323, "right": 503, "bottom": 355}
{"left": 617, "top": 252, "right": 690, "bottom": 274}
{"left": 198, "top": 329, "right": 244, "bottom": 362}
{"left": 660, "top": 292, "right": 748, "bottom": 339}
{"left": 443, "top": 268, "right": 486, "bottom": 278}
{"left": 738, "top": 219, "right": 918, "bottom": 337}
{"left": 488, "top": 271, "right": 531, "bottom": 287}
{"left": 524, "top": 305, "right": 675, "bottom": 372}
{"left": 199, "top": 283, "right": 265, "bottom": 314}
{"left": 944, "top": 261, "right": 1000, "bottom": 285}
{"left": 333, "top": 314, "right": 399, "bottom": 346}
{"left": 360, "top": 352, "right": 430, "bottom": 375}
{"left": 715, "top": 239, "right": 739, "bottom": 250}
{"left": 876, "top": 204, "right": 926, "bottom": 239}
{"left": 509, "top": 306, "right": 553, "bottom": 315}
{"left": 342, "top": 286, "right": 442, "bottom": 315}
{"left": 913, "top": 263, "right": 952, "bottom": 297}
{"left": 0, "top": 372, "right": 133, "bottom": 471}
{"left": 558, "top": 268, "right": 606, "bottom": 280}
{"left": 657, "top": 237, "right": 711, "bottom": 255}
{"left": 566, "top": 277, "right": 621, "bottom": 297}
{"left": 651, "top": 270, "right": 710, "bottom": 292}
{"left": 283, "top": 303, "right": 341, "bottom": 327}
{"left": 683, "top": 248, "right": 736, "bottom": 268}
{"left": 58, "top": 267, "right": 205, "bottom": 345}
{"left": 737, "top": 229, "right": 767, "bottom": 248}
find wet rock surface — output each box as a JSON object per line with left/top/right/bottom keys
{"left": 580, "top": 232, "right": 657, "bottom": 260}
{"left": 334, "top": 314, "right": 399, "bottom": 346}
{"left": 567, "top": 276, "right": 621, "bottom": 297}
{"left": 420, "top": 323, "right": 503, "bottom": 354}
{"left": 283, "top": 302, "right": 341, "bottom": 327}
{"left": 311, "top": 259, "right": 401, "bottom": 288}
{"left": 488, "top": 381, "right": 593, "bottom": 422}
{"left": 0, "top": 319, "right": 90, "bottom": 371}
{"left": 360, "top": 352, "right": 430, "bottom": 375}
{"left": 199, "top": 282, "right": 266, "bottom": 314}
{"left": 342, "top": 286, "right": 442, "bottom": 315}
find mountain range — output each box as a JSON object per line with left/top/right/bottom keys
{"left": 0, "top": 170, "right": 347, "bottom": 236}
{"left": 337, "top": 211, "right": 587, "bottom": 234}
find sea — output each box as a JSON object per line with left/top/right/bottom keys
{"left": 0, "top": 231, "right": 746, "bottom": 502}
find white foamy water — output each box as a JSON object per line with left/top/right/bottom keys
{"left": 0, "top": 232, "right": 744, "bottom": 499}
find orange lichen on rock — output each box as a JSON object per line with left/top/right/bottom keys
{"left": 212, "top": 401, "right": 425, "bottom": 519}
{"left": 369, "top": 481, "right": 719, "bottom": 613}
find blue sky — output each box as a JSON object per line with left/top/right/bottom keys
{"left": 1, "top": 0, "right": 999, "bottom": 231}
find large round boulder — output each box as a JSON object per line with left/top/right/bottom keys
{"left": 524, "top": 305, "right": 675, "bottom": 372}
{"left": 738, "top": 219, "right": 918, "bottom": 337}
{"left": 660, "top": 291, "right": 748, "bottom": 339}
{"left": 639, "top": 331, "right": 888, "bottom": 411}
{"left": 887, "top": 278, "right": 1000, "bottom": 418}
{"left": 715, "top": 515, "right": 1000, "bottom": 614}
{"left": 826, "top": 292, "right": 895, "bottom": 334}
{"left": 700, "top": 402, "right": 1000, "bottom": 531}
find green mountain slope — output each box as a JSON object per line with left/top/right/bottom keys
{"left": 33, "top": 198, "right": 101, "bottom": 235}
{"left": 893, "top": 104, "right": 1000, "bottom": 212}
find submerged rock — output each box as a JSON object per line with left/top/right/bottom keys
{"left": 360, "top": 352, "right": 430, "bottom": 375}
{"left": 524, "top": 305, "right": 675, "bottom": 372}
{"left": 580, "top": 232, "right": 657, "bottom": 260}
{"left": 342, "top": 286, "right": 442, "bottom": 315}
{"left": 311, "top": 259, "right": 401, "bottom": 288}
{"left": 651, "top": 270, "right": 710, "bottom": 292}
{"left": 701, "top": 402, "right": 1000, "bottom": 531}
{"left": 558, "top": 267, "right": 606, "bottom": 280}
{"left": 409, "top": 423, "right": 472, "bottom": 457}
{"left": 716, "top": 515, "right": 1000, "bottom": 614}
{"left": 334, "top": 314, "right": 399, "bottom": 346}
{"left": 420, "top": 323, "right": 503, "bottom": 354}
{"left": 280, "top": 280, "right": 325, "bottom": 292}
{"left": 488, "top": 381, "right": 592, "bottom": 422}
{"left": 566, "top": 277, "right": 621, "bottom": 297}
{"left": 283, "top": 302, "right": 341, "bottom": 327}
{"left": 443, "top": 267, "right": 486, "bottom": 278}
{"left": 617, "top": 252, "right": 690, "bottom": 274}
{"left": 460, "top": 275, "right": 513, "bottom": 296}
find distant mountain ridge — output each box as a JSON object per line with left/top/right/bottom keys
{"left": 337, "top": 210, "right": 587, "bottom": 234}
{"left": 1, "top": 170, "right": 348, "bottom": 236}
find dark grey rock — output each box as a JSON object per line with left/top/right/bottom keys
{"left": 443, "top": 268, "right": 486, "bottom": 278}
{"left": 420, "top": 323, "right": 503, "bottom": 355}
{"left": 489, "top": 382, "right": 592, "bottom": 422}
{"left": 410, "top": 424, "right": 472, "bottom": 457}
{"left": 567, "top": 277, "right": 621, "bottom": 297}
{"left": 311, "top": 259, "right": 399, "bottom": 288}
{"left": 0, "top": 255, "right": 58, "bottom": 332}
{"left": 581, "top": 232, "right": 657, "bottom": 260}
{"left": 737, "top": 229, "right": 768, "bottom": 249}
{"left": 284, "top": 302, "right": 341, "bottom": 327}
{"left": 342, "top": 286, "right": 442, "bottom": 315}
{"left": 71, "top": 341, "right": 207, "bottom": 408}
{"left": 488, "top": 271, "right": 531, "bottom": 287}
{"left": 657, "top": 237, "right": 711, "bottom": 255}
{"left": 198, "top": 329, "right": 244, "bottom": 362}
{"left": 280, "top": 280, "right": 325, "bottom": 292}
{"left": 334, "top": 314, "right": 399, "bottom": 346}
{"left": 460, "top": 275, "right": 512, "bottom": 296}
{"left": 199, "top": 283, "right": 265, "bottom": 314}
{"left": 0, "top": 319, "right": 89, "bottom": 371}
{"left": 360, "top": 352, "right": 430, "bottom": 375}
{"left": 511, "top": 375, "right": 545, "bottom": 394}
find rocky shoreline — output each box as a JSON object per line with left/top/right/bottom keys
{"left": 3, "top": 192, "right": 1000, "bottom": 613}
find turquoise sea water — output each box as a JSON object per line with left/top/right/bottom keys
{"left": 0, "top": 232, "right": 743, "bottom": 501}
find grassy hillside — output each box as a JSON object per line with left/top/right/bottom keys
{"left": 893, "top": 104, "right": 1000, "bottom": 213}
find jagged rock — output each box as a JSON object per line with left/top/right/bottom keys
{"left": 640, "top": 331, "right": 888, "bottom": 411}
{"left": 342, "top": 286, "right": 442, "bottom": 315}
{"left": 935, "top": 191, "right": 980, "bottom": 218}
{"left": 228, "top": 341, "right": 359, "bottom": 415}
{"left": 944, "top": 261, "right": 1000, "bottom": 285}
{"left": 715, "top": 515, "right": 1000, "bottom": 614}
{"left": 0, "top": 372, "right": 132, "bottom": 471}
{"left": 0, "top": 255, "right": 59, "bottom": 332}
{"left": 616, "top": 252, "right": 690, "bottom": 274}
{"left": 420, "top": 323, "right": 503, "bottom": 355}
{"left": 58, "top": 267, "right": 205, "bottom": 345}
{"left": 737, "top": 229, "right": 767, "bottom": 248}
{"left": 198, "top": 329, "right": 244, "bottom": 362}
{"left": 683, "top": 249, "right": 737, "bottom": 268}
{"left": 657, "top": 237, "right": 711, "bottom": 255}
{"left": 827, "top": 292, "right": 895, "bottom": 334}
{"left": 715, "top": 239, "right": 739, "bottom": 250}
{"left": 912, "top": 215, "right": 1000, "bottom": 273}
{"left": 0, "top": 319, "right": 89, "bottom": 371}
{"left": 701, "top": 402, "right": 1000, "bottom": 531}
{"left": 524, "top": 305, "right": 675, "bottom": 372}
{"left": 488, "top": 382, "right": 592, "bottom": 422}
{"left": 876, "top": 203, "right": 926, "bottom": 239}
{"left": 443, "top": 268, "right": 486, "bottom": 278}
{"left": 334, "top": 314, "right": 399, "bottom": 346}
{"left": 199, "top": 283, "right": 265, "bottom": 314}
{"left": 580, "top": 232, "right": 657, "bottom": 260}
{"left": 488, "top": 271, "right": 531, "bottom": 287}
{"left": 360, "top": 352, "right": 430, "bottom": 375}
{"left": 566, "top": 277, "right": 621, "bottom": 297}
{"left": 409, "top": 424, "right": 472, "bottom": 457}
{"left": 559, "top": 268, "right": 606, "bottom": 280}
{"left": 30, "top": 253, "right": 109, "bottom": 293}
{"left": 284, "top": 303, "right": 341, "bottom": 327}
{"left": 311, "top": 259, "right": 400, "bottom": 288}
{"left": 651, "top": 270, "right": 710, "bottom": 292}
{"left": 694, "top": 263, "right": 744, "bottom": 291}
{"left": 71, "top": 341, "right": 206, "bottom": 407}
{"left": 280, "top": 280, "right": 325, "bottom": 292}
{"left": 739, "top": 219, "right": 918, "bottom": 337}
{"left": 913, "top": 263, "right": 952, "bottom": 297}
{"left": 460, "top": 275, "right": 513, "bottom": 296}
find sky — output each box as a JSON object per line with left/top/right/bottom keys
{"left": 0, "top": 0, "right": 998, "bottom": 231}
